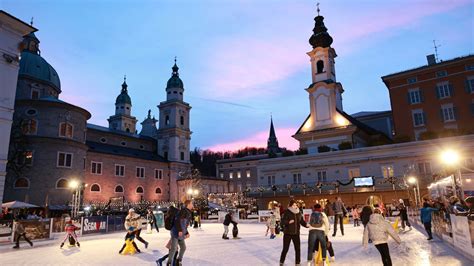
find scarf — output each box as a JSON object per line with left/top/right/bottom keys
{"left": 288, "top": 206, "right": 299, "bottom": 214}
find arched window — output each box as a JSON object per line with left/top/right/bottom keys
{"left": 165, "top": 115, "right": 170, "bottom": 125}
{"left": 56, "top": 178, "right": 68, "bottom": 189}
{"left": 59, "top": 122, "right": 73, "bottom": 138}
{"left": 14, "top": 178, "right": 30, "bottom": 189}
{"left": 115, "top": 185, "right": 124, "bottom": 193}
{"left": 21, "top": 119, "right": 37, "bottom": 135}
{"left": 155, "top": 187, "right": 162, "bottom": 194}
{"left": 90, "top": 183, "right": 101, "bottom": 192}
{"left": 180, "top": 116, "right": 184, "bottom": 126}
{"left": 136, "top": 186, "right": 144, "bottom": 194}
{"left": 316, "top": 60, "right": 324, "bottom": 74}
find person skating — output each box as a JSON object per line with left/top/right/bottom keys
{"left": 156, "top": 238, "right": 179, "bottom": 266}
{"left": 420, "top": 202, "right": 438, "bottom": 240}
{"left": 169, "top": 200, "right": 193, "bottom": 266}
{"left": 279, "top": 199, "right": 308, "bottom": 266}
{"left": 119, "top": 226, "right": 141, "bottom": 254}
{"left": 222, "top": 210, "right": 237, "bottom": 240}
{"left": 397, "top": 199, "right": 411, "bottom": 231}
{"left": 267, "top": 212, "right": 277, "bottom": 239}
{"left": 362, "top": 209, "right": 401, "bottom": 266}
{"left": 125, "top": 208, "right": 149, "bottom": 248}
{"left": 332, "top": 196, "right": 347, "bottom": 236}
{"left": 147, "top": 209, "right": 159, "bottom": 234}
{"left": 352, "top": 205, "right": 360, "bottom": 227}
{"left": 324, "top": 200, "right": 334, "bottom": 231}
{"left": 60, "top": 220, "right": 80, "bottom": 248}
{"left": 307, "top": 203, "right": 329, "bottom": 266}
{"left": 12, "top": 218, "right": 33, "bottom": 249}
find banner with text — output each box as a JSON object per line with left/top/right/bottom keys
{"left": 82, "top": 216, "right": 107, "bottom": 235}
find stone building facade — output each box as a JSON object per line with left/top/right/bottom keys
{"left": 0, "top": 11, "right": 36, "bottom": 205}
{"left": 3, "top": 26, "right": 192, "bottom": 207}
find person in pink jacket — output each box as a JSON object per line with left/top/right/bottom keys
{"left": 352, "top": 205, "right": 360, "bottom": 227}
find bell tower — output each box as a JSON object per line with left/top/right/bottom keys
{"left": 108, "top": 76, "right": 138, "bottom": 133}
{"left": 157, "top": 59, "right": 192, "bottom": 162}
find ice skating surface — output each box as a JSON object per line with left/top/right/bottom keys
{"left": 0, "top": 223, "right": 471, "bottom": 266}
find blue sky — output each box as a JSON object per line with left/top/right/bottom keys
{"left": 2, "top": 0, "right": 473, "bottom": 151}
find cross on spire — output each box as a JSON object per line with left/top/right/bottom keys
{"left": 174, "top": 56, "right": 177, "bottom": 64}
{"left": 317, "top": 2, "right": 320, "bottom": 16}
{"left": 124, "top": 74, "right": 126, "bottom": 82}
{"left": 30, "top": 17, "right": 34, "bottom": 26}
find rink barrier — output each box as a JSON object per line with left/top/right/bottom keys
{"left": 408, "top": 207, "right": 474, "bottom": 261}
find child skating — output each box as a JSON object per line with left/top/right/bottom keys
{"left": 60, "top": 220, "right": 80, "bottom": 248}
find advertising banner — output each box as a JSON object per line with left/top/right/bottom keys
{"left": 82, "top": 216, "right": 107, "bottom": 235}
{"left": 451, "top": 215, "right": 474, "bottom": 256}
{"left": 258, "top": 210, "right": 272, "bottom": 223}
{"left": 13, "top": 219, "right": 51, "bottom": 241}
{"left": 0, "top": 219, "right": 13, "bottom": 243}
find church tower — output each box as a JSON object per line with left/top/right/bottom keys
{"left": 157, "top": 60, "right": 192, "bottom": 162}
{"left": 108, "top": 77, "right": 138, "bottom": 133}
{"left": 267, "top": 117, "right": 281, "bottom": 155}
{"left": 139, "top": 109, "right": 158, "bottom": 138}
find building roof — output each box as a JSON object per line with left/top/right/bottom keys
{"left": 351, "top": 111, "right": 392, "bottom": 118}
{"left": 115, "top": 79, "right": 131, "bottom": 105}
{"left": 381, "top": 54, "right": 474, "bottom": 80}
{"left": 0, "top": 10, "right": 37, "bottom": 34}
{"left": 19, "top": 50, "right": 61, "bottom": 90}
{"left": 87, "top": 123, "right": 154, "bottom": 140}
{"left": 216, "top": 154, "right": 269, "bottom": 164}
{"left": 166, "top": 63, "right": 184, "bottom": 89}
{"left": 87, "top": 141, "right": 166, "bottom": 162}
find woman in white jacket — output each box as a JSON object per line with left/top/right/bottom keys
{"left": 307, "top": 203, "right": 330, "bottom": 266}
{"left": 362, "top": 210, "right": 401, "bottom": 266}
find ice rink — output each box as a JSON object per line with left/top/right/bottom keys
{"left": 0, "top": 222, "right": 471, "bottom": 265}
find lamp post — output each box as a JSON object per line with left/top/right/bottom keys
{"left": 407, "top": 176, "right": 420, "bottom": 208}
{"left": 69, "top": 180, "right": 79, "bottom": 217}
{"left": 440, "top": 149, "right": 463, "bottom": 199}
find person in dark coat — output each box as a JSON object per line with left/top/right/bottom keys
{"left": 397, "top": 199, "right": 411, "bottom": 231}
{"left": 146, "top": 209, "right": 159, "bottom": 233}
{"left": 279, "top": 200, "right": 308, "bottom": 266}
{"left": 222, "top": 210, "right": 237, "bottom": 239}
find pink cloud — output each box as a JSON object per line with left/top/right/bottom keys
{"left": 206, "top": 127, "right": 299, "bottom": 152}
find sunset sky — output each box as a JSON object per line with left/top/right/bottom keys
{"left": 3, "top": 0, "right": 473, "bottom": 151}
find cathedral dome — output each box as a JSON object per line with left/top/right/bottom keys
{"left": 115, "top": 80, "right": 132, "bottom": 105}
{"left": 309, "top": 15, "right": 333, "bottom": 49}
{"left": 19, "top": 50, "right": 61, "bottom": 90}
{"left": 166, "top": 63, "right": 184, "bottom": 89}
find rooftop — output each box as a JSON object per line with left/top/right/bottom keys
{"left": 381, "top": 54, "right": 474, "bottom": 80}
{"left": 87, "top": 141, "right": 166, "bottom": 162}
{"left": 87, "top": 123, "right": 154, "bottom": 141}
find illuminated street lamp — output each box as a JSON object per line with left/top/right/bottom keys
{"left": 69, "top": 179, "right": 84, "bottom": 218}
{"left": 69, "top": 179, "right": 79, "bottom": 189}
{"left": 407, "top": 176, "right": 420, "bottom": 207}
{"left": 193, "top": 189, "right": 199, "bottom": 196}
{"left": 439, "top": 149, "right": 463, "bottom": 200}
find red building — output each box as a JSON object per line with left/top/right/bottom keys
{"left": 382, "top": 55, "right": 474, "bottom": 140}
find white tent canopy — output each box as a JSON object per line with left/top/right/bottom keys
{"left": 2, "top": 201, "right": 39, "bottom": 209}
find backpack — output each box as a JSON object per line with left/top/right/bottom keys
{"left": 164, "top": 206, "right": 179, "bottom": 230}
{"left": 309, "top": 211, "right": 323, "bottom": 227}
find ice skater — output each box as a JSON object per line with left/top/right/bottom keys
{"left": 222, "top": 210, "right": 237, "bottom": 240}
{"left": 119, "top": 226, "right": 141, "bottom": 254}
{"left": 125, "top": 208, "right": 149, "bottom": 248}
{"left": 147, "top": 209, "right": 159, "bottom": 234}
{"left": 156, "top": 237, "right": 179, "bottom": 266}
{"left": 279, "top": 200, "right": 308, "bottom": 266}
{"left": 266, "top": 212, "right": 277, "bottom": 239}
{"left": 307, "top": 203, "right": 329, "bottom": 265}
{"left": 352, "top": 205, "right": 360, "bottom": 227}
{"left": 60, "top": 220, "right": 80, "bottom": 248}
{"left": 332, "top": 196, "right": 347, "bottom": 237}
{"left": 420, "top": 202, "right": 438, "bottom": 240}
{"left": 397, "top": 199, "right": 411, "bottom": 231}
{"left": 12, "top": 218, "right": 33, "bottom": 249}
{"left": 363, "top": 209, "right": 401, "bottom": 266}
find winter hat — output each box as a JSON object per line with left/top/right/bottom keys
{"left": 399, "top": 199, "right": 404, "bottom": 204}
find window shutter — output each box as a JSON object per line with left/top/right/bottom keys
{"left": 453, "top": 107, "right": 458, "bottom": 120}
{"left": 435, "top": 86, "right": 440, "bottom": 99}
{"left": 439, "top": 109, "right": 445, "bottom": 122}
{"left": 407, "top": 92, "right": 411, "bottom": 104}
{"left": 449, "top": 84, "right": 454, "bottom": 96}
{"left": 419, "top": 89, "right": 424, "bottom": 102}
{"left": 422, "top": 112, "right": 427, "bottom": 125}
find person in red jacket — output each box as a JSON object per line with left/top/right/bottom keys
{"left": 60, "top": 220, "right": 80, "bottom": 248}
